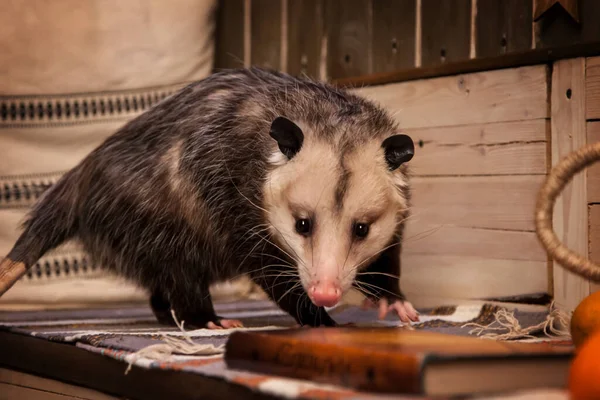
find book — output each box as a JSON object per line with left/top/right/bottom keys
{"left": 224, "top": 327, "right": 573, "bottom": 397}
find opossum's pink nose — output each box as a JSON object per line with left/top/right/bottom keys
{"left": 309, "top": 280, "right": 341, "bottom": 307}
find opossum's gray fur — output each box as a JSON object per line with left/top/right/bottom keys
{"left": 3, "top": 67, "right": 413, "bottom": 327}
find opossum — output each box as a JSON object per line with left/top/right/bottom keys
{"left": 0, "top": 67, "right": 418, "bottom": 329}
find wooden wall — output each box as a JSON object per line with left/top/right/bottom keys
{"left": 353, "top": 65, "right": 550, "bottom": 306}
{"left": 214, "top": 0, "right": 600, "bottom": 81}
{"left": 212, "top": 1, "right": 600, "bottom": 309}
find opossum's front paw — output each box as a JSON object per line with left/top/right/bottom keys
{"left": 361, "top": 297, "right": 419, "bottom": 323}
{"left": 206, "top": 318, "right": 244, "bottom": 330}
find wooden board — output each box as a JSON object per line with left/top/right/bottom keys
{"left": 287, "top": 0, "right": 323, "bottom": 78}
{"left": 352, "top": 65, "right": 549, "bottom": 129}
{"left": 214, "top": 0, "right": 246, "bottom": 69}
{"left": 551, "top": 58, "right": 590, "bottom": 312}
{"left": 586, "top": 56, "right": 600, "bottom": 120}
{"left": 587, "top": 121, "right": 600, "bottom": 203}
{"left": 420, "top": 0, "right": 471, "bottom": 67}
{"left": 409, "top": 175, "right": 543, "bottom": 232}
{"left": 535, "top": 0, "right": 600, "bottom": 49}
{"left": 590, "top": 205, "right": 600, "bottom": 262}
{"left": 475, "top": 0, "right": 532, "bottom": 58}
{"left": 589, "top": 205, "right": 600, "bottom": 293}
{"left": 403, "top": 224, "right": 547, "bottom": 262}
{"left": 371, "top": 0, "right": 416, "bottom": 73}
{"left": 0, "top": 367, "right": 117, "bottom": 400}
{"left": 402, "top": 254, "right": 548, "bottom": 300}
{"left": 250, "top": 0, "right": 282, "bottom": 70}
{"left": 405, "top": 119, "right": 548, "bottom": 176}
{"left": 325, "top": 0, "right": 371, "bottom": 79}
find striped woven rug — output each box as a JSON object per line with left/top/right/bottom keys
{"left": 0, "top": 299, "right": 573, "bottom": 399}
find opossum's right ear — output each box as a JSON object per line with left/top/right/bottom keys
{"left": 269, "top": 116, "right": 304, "bottom": 160}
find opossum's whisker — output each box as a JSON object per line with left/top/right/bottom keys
{"left": 356, "top": 281, "right": 400, "bottom": 299}
{"left": 402, "top": 224, "right": 445, "bottom": 243}
{"left": 353, "top": 282, "right": 377, "bottom": 300}
{"left": 343, "top": 241, "right": 401, "bottom": 281}
{"left": 277, "top": 281, "right": 303, "bottom": 304}
{"left": 356, "top": 271, "right": 400, "bottom": 280}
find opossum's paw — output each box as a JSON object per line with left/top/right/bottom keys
{"left": 378, "top": 298, "right": 419, "bottom": 323}
{"left": 206, "top": 318, "right": 244, "bottom": 330}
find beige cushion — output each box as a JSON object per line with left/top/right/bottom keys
{"left": 0, "top": 0, "right": 217, "bottom": 307}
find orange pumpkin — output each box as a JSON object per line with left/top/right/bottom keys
{"left": 570, "top": 291, "right": 600, "bottom": 348}
{"left": 569, "top": 330, "right": 600, "bottom": 400}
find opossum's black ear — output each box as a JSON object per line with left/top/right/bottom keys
{"left": 382, "top": 134, "right": 414, "bottom": 170}
{"left": 270, "top": 116, "right": 304, "bottom": 159}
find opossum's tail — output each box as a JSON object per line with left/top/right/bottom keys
{"left": 0, "top": 169, "right": 81, "bottom": 296}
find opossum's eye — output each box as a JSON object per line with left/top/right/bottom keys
{"left": 270, "top": 116, "right": 304, "bottom": 159}
{"left": 353, "top": 223, "right": 369, "bottom": 239}
{"left": 295, "top": 218, "right": 312, "bottom": 236}
{"left": 382, "top": 134, "right": 414, "bottom": 171}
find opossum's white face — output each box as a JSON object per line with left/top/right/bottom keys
{"left": 263, "top": 117, "right": 413, "bottom": 308}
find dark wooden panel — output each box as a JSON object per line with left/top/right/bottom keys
{"left": 536, "top": 0, "right": 600, "bottom": 48}
{"left": 421, "top": 0, "right": 472, "bottom": 68}
{"left": 372, "top": 0, "right": 416, "bottom": 72}
{"left": 251, "top": 0, "right": 282, "bottom": 69}
{"left": 326, "top": 0, "right": 372, "bottom": 79}
{"left": 287, "top": 0, "right": 323, "bottom": 78}
{"left": 214, "top": 0, "right": 245, "bottom": 70}
{"left": 476, "top": 0, "right": 532, "bottom": 58}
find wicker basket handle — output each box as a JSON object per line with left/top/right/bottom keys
{"left": 535, "top": 141, "right": 600, "bottom": 282}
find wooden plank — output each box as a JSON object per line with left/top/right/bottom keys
{"left": 551, "top": 58, "right": 590, "bottom": 312}
{"left": 352, "top": 64, "right": 549, "bottom": 129}
{"left": 214, "top": 0, "right": 246, "bottom": 69}
{"left": 405, "top": 119, "right": 548, "bottom": 176}
{"left": 0, "top": 382, "right": 76, "bottom": 400}
{"left": 0, "top": 368, "right": 118, "bottom": 400}
{"left": 535, "top": 0, "right": 600, "bottom": 49}
{"left": 409, "top": 175, "right": 543, "bottom": 231}
{"left": 402, "top": 255, "right": 548, "bottom": 299}
{"left": 287, "top": 0, "right": 323, "bottom": 78}
{"left": 371, "top": 0, "right": 416, "bottom": 73}
{"left": 420, "top": 0, "right": 472, "bottom": 67}
{"left": 589, "top": 205, "right": 600, "bottom": 292}
{"left": 475, "top": 0, "right": 533, "bottom": 58}
{"left": 586, "top": 56, "right": 600, "bottom": 119}
{"left": 250, "top": 0, "right": 282, "bottom": 70}
{"left": 587, "top": 121, "right": 600, "bottom": 203}
{"left": 590, "top": 205, "right": 600, "bottom": 262}
{"left": 403, "top": 224, "right": 547, "bottom": 262}
{"left": 325, "top": 0, "right": 371, "bottom": 79}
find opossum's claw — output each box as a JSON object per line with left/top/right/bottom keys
{"left": 366, "top": 297, "right": 419, "bottom": 323}
{"left": 206, "top": 318, "right": 244, "bottom": 329}
{"left": 386, "top": 299, "right": 419, "bottom": 323}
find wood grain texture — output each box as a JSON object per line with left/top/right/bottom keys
{"left": 326, "top": 0, "right": 372, "bottom": 79}
{"left": 535, "top": 0, "right": 600, "bottom": 49}
{"left": 352, "top": 65, "right": 549, "bottom": 129}
{"left": 250, "top": 0, "right": 282, "bottom": 69}
{"left": 409, "top": 175, "right": 543, "bottom": 231}
{"left": 587, "top": 121, "right": 600, "bottom": 203}
{"left": 551, "top": 58, "right": 590, "bottom": 312}
{"left": 402, "top": 255, "right": 548, "bottom": 299}
{"left": 586, "top": 56, "right": 600, "bottom": 119}
{"left": 589, "top": 205, "right": 600, "bottom": 293}
{"left": 475, "top": 0, "right": 533, "bottom": 58}
{"left": 214, "top": 0, "right": 246, "bottom": 69}
{"left": 371, "top": 0, "right": 416, "bottom": 72}
{"left": 405, "top": 120, "right": 548, "bottom": 176}
{"left": 404, "top": 224, "right": 547, "bottom": 262}
{"left": 0, "top": 367, "right": 118, "bottom": 400}
{"left": 420, "top": 0, "right": 472, "bottom": 67}
{"left": 287, "top": 0, "right": 323, "bottom": 78}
